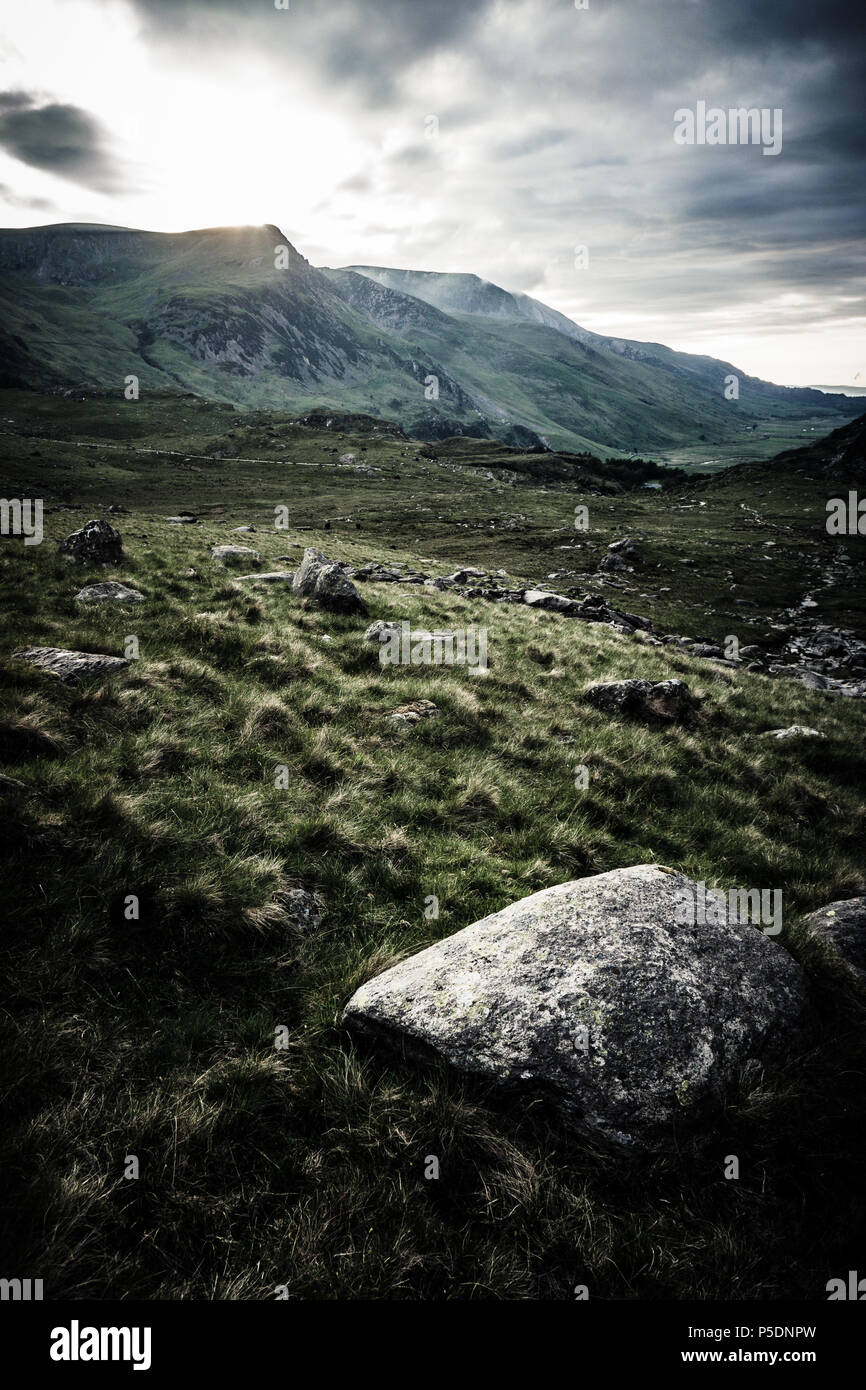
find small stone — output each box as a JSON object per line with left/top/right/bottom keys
{"left": 389, "top": 699, "right": 440, "bottom": 724}
{"left": 75, "top": 582, "right": 145, "bottom": 604}
{"left": 762, "top": 726, "right": 825, "bottom": 740}
{"left": 364, "top": 620, "right": 404, "bottom": 643}
{"left": 211, "top": 545, "right": 262, "bottom": 564}
{"left": 282, "top": 888, "right": 325, "bottom": 935}
{"left": 235, "top": 571, "right": 295, "bottom": 583}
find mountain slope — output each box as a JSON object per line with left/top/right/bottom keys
{"left": 344, "top": 262, "right": 846, "bottom": 413}
{"left": 0, "top": 221, "right": 859, "bottom": 457}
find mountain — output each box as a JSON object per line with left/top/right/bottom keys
{"left": 0, "top": 221, "right": 859, "bottom": 457}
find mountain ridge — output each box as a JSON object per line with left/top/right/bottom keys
{"left": 0, "top": 220, "right": 859, "bottom": 457}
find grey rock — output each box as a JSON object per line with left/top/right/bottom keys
{"left": 164, "top": 514, "right": 197, "bottom": 524}
{"left": 690, "top": 643, "right": 724, "bottom": 659}
{"left": 354, "top": 564, "right": 405, "bottom": 582}
{"left": 444, "top": 568, "right": 488, "bottom": 584}
{"left": 389, "top": 699, "right": 440, "bottom": 725}
{"left": 58, "top": 518, "right": 123, "bottom": 566}
{"left": 14, "top": 646, "right": 130, "bottom": 684}
{"left": 313, "top": 563, "right": 368, "bottom": 615}
{"left": 211, "top": 544, "right": 261, "bottom": 564}
{"left": 802, "top": 898, "right": 866, "bottom": 987}
{"left": 762, "top": 726, "right": 825, "bottom": 740}
{"left": 523, "top": 589, "right": 581, "bottom": 615}
{"left": 598, "top": 553, "right": 632, "bottom": 574}
{"left": 292, "top": 547, "right": 331, "bottom": 596}
{"left": 75, "top": 581, "right": 145, "bottom": 604}
{"left": 235, "top": 571, "right": 295, "bottom": 583}
{"left": 585, "top": 679, "right": 697, "bottom": 719}
{"left": 607, "top": 538, "right": 641, "bottom": 564}
{"left": 293, "top": 548, "right": 367, "bottom": 615}
{"left": 797, "top": 670, "right": 830, "bottom": 691}
{"left": 343, "top": 865, "right": 809, "bottom": 1150}
{"left": 282, "top": 888, "right": 325, "bottom": 935}
{"left": 364, "top": 620, "right": 404, "bottom": 643}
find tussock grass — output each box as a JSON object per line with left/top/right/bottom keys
{"left": 1, "top": 476, "right": 865, "bottom": 1300}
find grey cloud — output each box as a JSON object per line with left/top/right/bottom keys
{"left": 490, "top": 129, "right": 570, "bottom": 161}
{"left": 0, "top": 94, "right": 125, "bottom": 192}
{"left": 108, "top": 0, "right": 493, "bottom": 106}
{"left": 0, "top": 181, "right": 56, "bottom": 212}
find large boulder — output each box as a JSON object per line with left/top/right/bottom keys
{"left": 343, "top": 865, "right": 809, "bottom": 1150}
{"left": 314, "top": 563, "right": 368, "bottom": 615}
{"left": 802, "top": 898, "right": 866, "bottom": 988}
{"left": 58, "top": 519, "right": 123, "bottom": 566}
{"left": 292, "top": 547, "right": 331, "bottom": 596}
{"left": 585, "top": 679, "right": 697, "bottom": 719}
{"left": 293, "top": 548, "right": 367, "bottom": 615}
{"left": 14, "top": 646, "right": 131, "bottom": 684}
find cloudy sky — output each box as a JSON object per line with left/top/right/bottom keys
{"left": 0, "top": 0, "right": 863, "bottom": 386}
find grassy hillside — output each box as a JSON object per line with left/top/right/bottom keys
{"left": 2, "top": 389, "right": 864, "bottom": 646}
{"left": 1, "top": 393, "right": 865, "bottom": 1299}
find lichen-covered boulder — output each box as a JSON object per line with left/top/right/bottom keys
{"left": 343, "top": 865, "right": 809, "bottom": 1150}
{"left": 364, "top": 619, "right": 403, "bottom": 643}
{"left": 58, "top": 519, "right": 123, "bottom": 566}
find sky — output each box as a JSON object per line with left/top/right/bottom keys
{"left": 0, "top": 0, "right": 863, "bottom": 387}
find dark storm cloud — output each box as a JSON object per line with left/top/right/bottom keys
{"left": 0, "top": 93, "right": 125, "bottom": 192}
{"left": 114, "top": 0, "right": 492, "bottom": 104}
{"left": 0, "top": 91, "right": 36, "bottom": 112}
